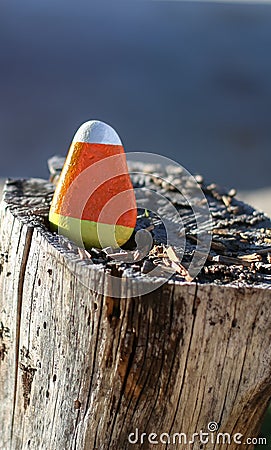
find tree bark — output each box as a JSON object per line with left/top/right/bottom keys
{"left": 0, "top": 176, "right": 271, "bottom": 450}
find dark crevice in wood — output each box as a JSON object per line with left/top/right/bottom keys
{"left": 232, "top": 299, "right": 264, "bottom": 415}
{"left": 106, "top": 296, "right": 121, "bottom": 325}
{"left": 165, "top": 282, "right": 198, "bottom": 449}
{"left": 218, "top": 303, "right": 238, "bottom": 429}
{"left": 107, "top": 332, "right": 138, "bottom": 449}
{"left": 91, "top": 422, "right": 100, "bottom": 450}
{"left": 82, "top": 281, "right": 105, "bottom": 423}
{"left": 122, "top": 296, "right": 154, "bottom": 428}
{"left": 127, "top": 320, "right": 159, "bottom": 429}
{"left": 10, "top": 226, "right": 33, "bottom": 441}
{"left": 189, "top": 284, "right": 210, "bottom": 433}
{"left": 27, "top": 251, "right": 41, "bottom": 352}
{"left": 161, "top": 285, "right": 184, "bottom": 405}
{"left": 113, "top": 296, "right": 129, "bottom": 381}
{"left": 142, "top": 293, "right": 170, "bottom": 433}
{"left": 117, "top": 298, "right": 145, "bottom": 439}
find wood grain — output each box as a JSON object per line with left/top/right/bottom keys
{"left": 0, "top": 177, "right": 271, "bottom": 449}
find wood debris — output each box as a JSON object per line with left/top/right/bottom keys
{"left": 6, "top": 160, "right": 271, "bottom": 287}
{"left": 78, "top": 248, "right": 92, "bottom": 260}
{"left": 188, "top": 234, "right": 226, "bottom": 253}
{"left": 238, "top": 253, "right": 262, "bottom": 263}
{"left": 165, "top": 246, "right": 193, "bottom": 282}
{"left": 210, "top": 255, "right": 252, "bottom": 267}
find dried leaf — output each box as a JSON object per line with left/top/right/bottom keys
{"left": 165, "top": 246, "right": 193, "bottom": 282}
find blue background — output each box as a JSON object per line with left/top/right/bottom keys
{"left": 1, "top": 1, "right": 271, "bottom": 189}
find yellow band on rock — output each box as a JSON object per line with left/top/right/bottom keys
{"left": 49, "top": 211, "right": 134, "bottom": 249}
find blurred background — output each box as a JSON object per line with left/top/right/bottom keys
{"left": 0, "top": 0, "right": 271, "bottom": 213}
{"left": 0, "top": 0, "right": 270, "bottom": 442}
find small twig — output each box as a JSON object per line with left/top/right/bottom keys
{"left": 188, "top": 234, "right": 226, "bottom": 253}
{"left": 210, "top": 255, "right": 252, "bottom": 267}
{"left": 238, "top": 253, "right": 262, "bottom": 263}
{"left": 254, "top": 247, "right": 271, "bottom": 255}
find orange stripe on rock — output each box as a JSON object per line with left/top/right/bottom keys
{"left": 51, "top": 142, "right": 136, "bottom": 227}
{"left": 49, "top": 120, "right": 137, "bottom": 248}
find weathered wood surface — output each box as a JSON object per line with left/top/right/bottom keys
{"left": 0, "top": 170, "right": 271, "bottom": 450}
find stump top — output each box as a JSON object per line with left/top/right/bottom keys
{"left": 2, "top": 162, "right": 271, "bottom": 288}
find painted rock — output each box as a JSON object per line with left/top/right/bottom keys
{"left": 49, "top": 120, "right": 137, "bottom": 248}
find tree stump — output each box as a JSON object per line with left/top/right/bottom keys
{"left": 1, "top": 165, "right": 271, "bottom": 450}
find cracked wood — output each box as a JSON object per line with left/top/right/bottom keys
{"left": 0, "top": 176, "right": 271, "bottom": 449}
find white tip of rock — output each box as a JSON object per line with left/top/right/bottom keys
{"left": 72, "top": 120, "right": 122, "bottom": 146}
